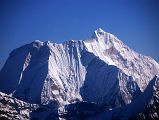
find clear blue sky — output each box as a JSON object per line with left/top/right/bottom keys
{"left": 0, "top": 0, "right": 159, "bottom": 69}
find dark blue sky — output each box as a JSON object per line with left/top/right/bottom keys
{"left": 0, "top": 0, "right": 159, "bottom": 69}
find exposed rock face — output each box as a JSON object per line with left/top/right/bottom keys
{"left": 0, "top": 28, "right": 159, "bottom": 119}
{"left": 0, "top": 92, "right": 38, "bottom": 120}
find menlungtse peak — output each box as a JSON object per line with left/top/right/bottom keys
{"left": 0, "top": 28, "right": 159, "bottom": 106}
{"left": 92, "top": 28, "right": 106, "bottom": 38}
{"left": 95, "top": 28, "right": 105, "bottom": 34}
{"left": 0, "top": 28, "right": 159, "bottom": 119}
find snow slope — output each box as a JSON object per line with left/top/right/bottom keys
{"left": 84, "top": 28, "right": 159, "bottom": 91}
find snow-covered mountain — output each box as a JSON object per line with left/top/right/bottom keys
{"left": 0, "top": 28, "right": 159, "bottom": 119}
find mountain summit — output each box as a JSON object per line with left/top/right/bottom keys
{"left": 0, "top": 28, "right": 159, "bottom": 119}
{"left": 92, "top": 28, "right": 106, "bottom": 38}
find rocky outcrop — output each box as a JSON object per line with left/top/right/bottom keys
{"left": 0, "top": 92, "right": 38, "bottom": 120}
